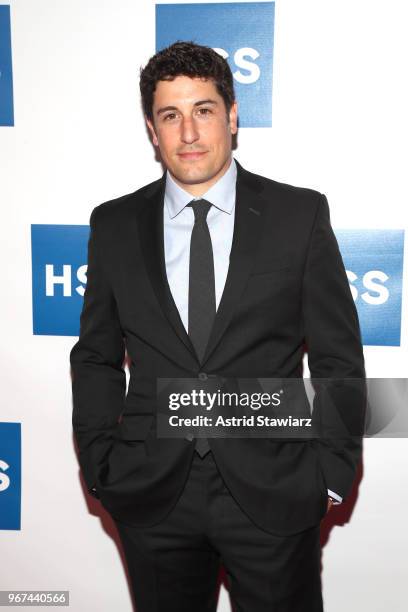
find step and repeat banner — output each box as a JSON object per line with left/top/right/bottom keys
{"left": 1, "top": 1, "right": 407, "bottom": 610}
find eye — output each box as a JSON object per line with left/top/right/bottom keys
{"left": 163, "top": 112, "right": 177, "bottom": 121}
{"left": 197, "top": 107, "right": 212, "bottom": 116}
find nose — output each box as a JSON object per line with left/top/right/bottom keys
{"left": 180, "top": 116, "right": 199, "bottom": 144}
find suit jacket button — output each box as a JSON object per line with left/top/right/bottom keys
{"left": 198, "top": 372, "right": 208, "bottom": 381}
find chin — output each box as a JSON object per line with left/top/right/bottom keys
{"left": 175, "top": 168, "right": 212, "bottom": 185}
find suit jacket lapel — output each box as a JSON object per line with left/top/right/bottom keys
{"left": 136, "top": 160, "right": 266, "bottom": 369}
{"left": 200, "top": 160, "right": 266, "bottom": 367}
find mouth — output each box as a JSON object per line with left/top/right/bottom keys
{"left": 177, "top": 151, "right": 207, "bottom": 161}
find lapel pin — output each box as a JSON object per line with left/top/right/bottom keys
{"left": 249, "top": 207, "right": 260, "bottom": 216}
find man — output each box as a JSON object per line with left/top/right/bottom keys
{"left": 70, "top": 41, "right": 365, "bottom": 611}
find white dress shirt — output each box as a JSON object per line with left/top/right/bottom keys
{"left": 162, "top": 156, "right": 342, "bottom": 505}
{"left": 163, "top": 156, "right": 237, "bottom": 332}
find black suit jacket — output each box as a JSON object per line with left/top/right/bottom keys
{"left": 70, "top": 159, "right": 365, "bottom": 536}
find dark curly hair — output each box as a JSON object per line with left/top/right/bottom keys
{"left": 140, "top": 41, "right": 235, "bottom": 122}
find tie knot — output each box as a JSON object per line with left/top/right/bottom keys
{"left": 187, "top": 199, "right": 212, "bottom": 222}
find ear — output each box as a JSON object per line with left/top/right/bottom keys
{"left": 229, "top": 101, "right": 238, "bottom": 135}
{"left": 145, "top": 116, "right": 159, "bottom": 146}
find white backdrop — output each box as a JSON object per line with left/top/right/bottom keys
{"left": 1, "top": 0, "right": 407, "bottom": 610}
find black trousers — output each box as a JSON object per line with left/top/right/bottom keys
{"left": 114, "top": 450, "right": 323, "bottom": 612}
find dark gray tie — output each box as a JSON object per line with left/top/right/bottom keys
{"left": 187, "top": 199, "right": 214, "bottom": 457}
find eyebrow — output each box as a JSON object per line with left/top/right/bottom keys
{"left": 156, "top": 99, "right": 218, "bottom": 116}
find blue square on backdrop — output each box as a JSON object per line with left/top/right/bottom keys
{"left": 156, "top": 2, "right": 275, "bottom": 127}
{"left": 0, "top": 423, "right": 21, "bottom": 530}
{"left": 336, "top": 229, "right": 404, "bottom": 346}
{"left": 31, "top": 225, "right": 90, "bottom": 336}
{"left": 0, "top": 5, "right": 14, "bottom": 126}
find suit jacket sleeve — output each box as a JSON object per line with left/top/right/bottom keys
{"left": 302, "top": 193, "right": 366, "bottom": 500}
{"left": 70, "top": 205, "right": 126, "bottom": 495}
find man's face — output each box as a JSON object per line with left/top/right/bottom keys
{"left": 146, "top": 75, "right": 238, "bottom": 196}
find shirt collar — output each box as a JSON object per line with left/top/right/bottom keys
{"left": 164, "top": 156, "right": 237, "bottom": 219}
